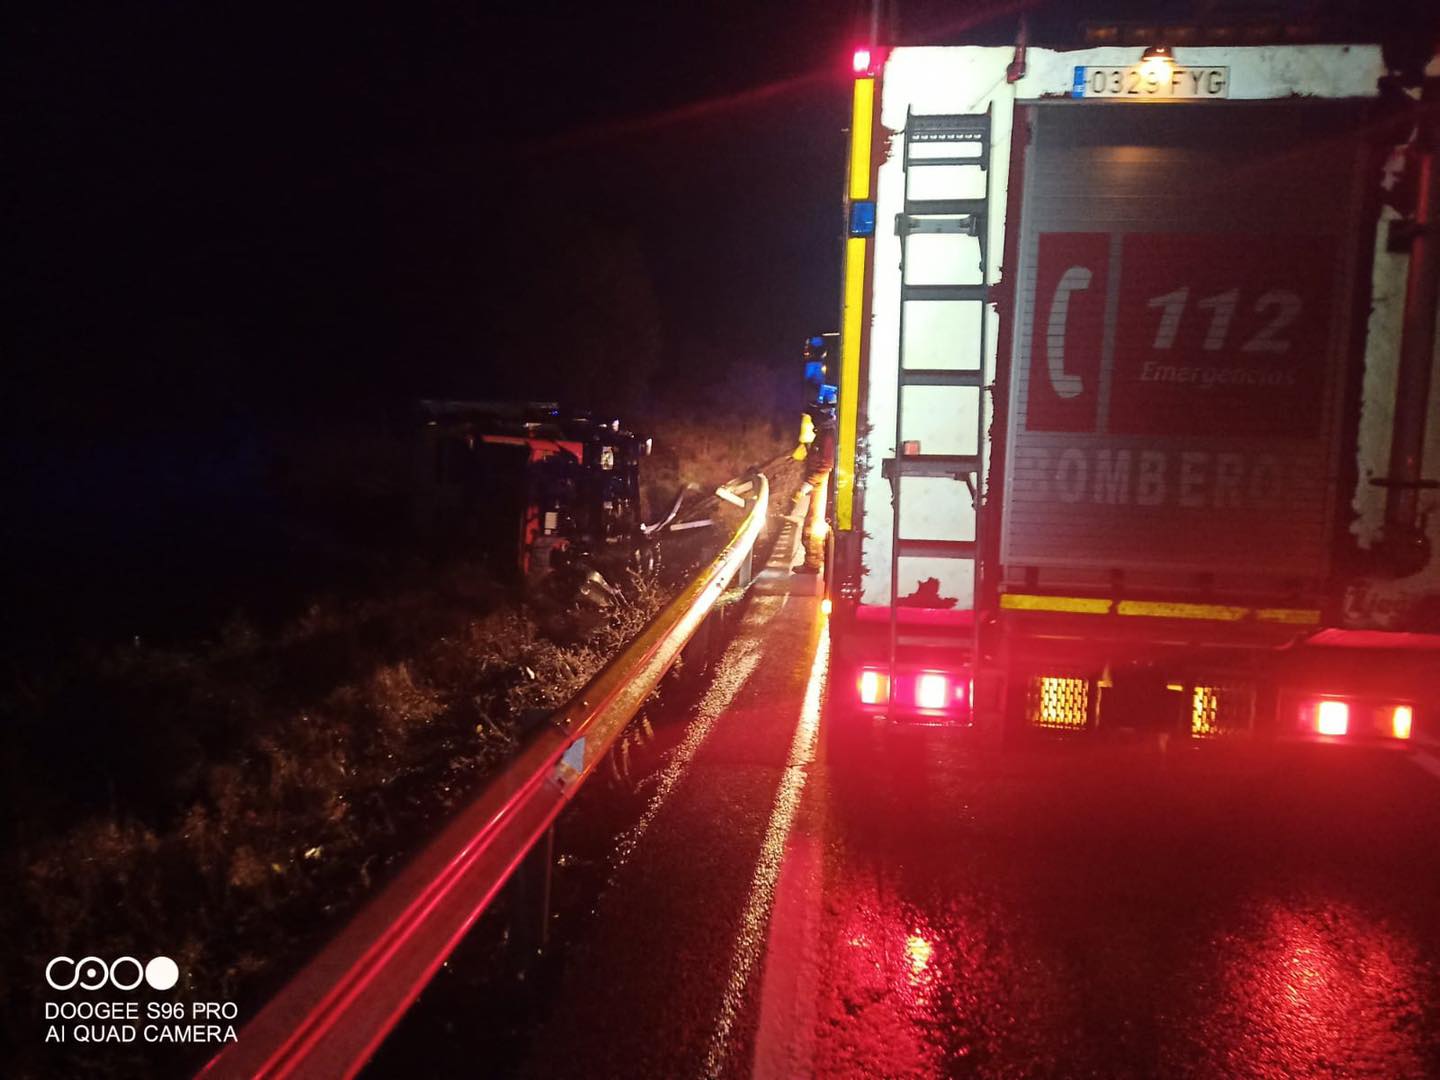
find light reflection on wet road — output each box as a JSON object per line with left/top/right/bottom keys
{"left": 806, "top": 719, "right": 1440, "bottom": 1078}
{"left": 705, "top": 620, "right": 827, "bottom": 1077}
{"left": 1177, "top": 900, "right": 1429, "bottom": 1078}
{"left": 368, "top": 585, "right": 1440, "bottom": 1078}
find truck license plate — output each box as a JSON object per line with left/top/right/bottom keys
{"left": 1073, "top": 65, "right": 1230, "bottom": 99}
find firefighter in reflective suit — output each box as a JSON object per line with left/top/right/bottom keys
{"left": 793, "top": 387, "right": 837, "bottom": 575}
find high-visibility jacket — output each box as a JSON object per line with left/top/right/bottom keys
{"left": 794, "top": 409, "right": 837, "bottom": 467}
{"left": 792, "top": 411, "right": 815, "bottom": 460}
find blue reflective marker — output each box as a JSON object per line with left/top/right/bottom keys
{"left": 848, "top": 200, "right": 876, "bottom": 238}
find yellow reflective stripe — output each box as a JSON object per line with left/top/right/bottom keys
{"left": 848, "top": 77, "right": 874, "bottom": 201}
{"left": 1000, "top": 594, "right": 1112, "bottom": 614}
{"left": 836, "top": 76, "right": 875, "bottom": 532}
{"left": 1001, "top": 594, "right": 1322, "bottom": 625}
{"left": 1255, "top": 607, "right": 1321, "bottom": 625}
{"left": 1116, "top": 600, "right": 1248, "bottom": 621}
{"left": 837, "top": 235, "right": 866, "bottom": 531}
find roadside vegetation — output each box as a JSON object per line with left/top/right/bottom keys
{"left": 0, "top": 421, "right": 791, "bottom": 1078}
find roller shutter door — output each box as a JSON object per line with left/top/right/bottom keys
{"left": 1001, "top": 102, "right": 1367, "bottom": 590}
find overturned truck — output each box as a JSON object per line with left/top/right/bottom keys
{"left": 413, "top": 400, "right": 653, "bottom": 589}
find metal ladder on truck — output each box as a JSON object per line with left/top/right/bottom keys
{"left": 886, "top": 109, "right": 990, "bottom": 711}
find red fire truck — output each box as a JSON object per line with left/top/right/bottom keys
{"left": 825, "top": 32, "right": 1440, "bottom": 742}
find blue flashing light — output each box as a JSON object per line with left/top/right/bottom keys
{"left": 848, "top": 200, "right": 876, "bottom": 238}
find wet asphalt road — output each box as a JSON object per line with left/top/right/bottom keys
{"left": 797, "top": 725, "right": 1440, "bottom": 1078}
{"left": 370, "top": 528, "right": 1440, "bottom": 1078}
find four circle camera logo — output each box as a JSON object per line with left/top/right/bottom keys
{"left": 46, "top": 956, "right": 179, "bottom": 992}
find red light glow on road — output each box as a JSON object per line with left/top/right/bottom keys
{"left": 1179, "top": 901, "right": 1428, "bottom": 1076}
{"left": 905, "top": 932, "right": 934, "bottom": 977}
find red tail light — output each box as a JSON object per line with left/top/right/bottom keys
{"left": 856, "top": 666, "right": 971, "bottom": 719}
{"left": 1392, "top": 705, "right": 1413, "bottom": 740}
{"left": 852, "top": 48, "right": 873, "bottom": 75}
{"left": 915, "top": 673, "right": 948, "bottom": 711}
{"left": 1315, "top": 700, "right": 1349, "bottom": 737}
{"left": 858, "top": 668, "right": 889, "bottom": 705}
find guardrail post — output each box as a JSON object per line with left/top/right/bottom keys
{"left": 538, "top": 824, "right": 554, "bottom": 953}
{"left": 510, "top": 824, "right": 555, "bottom": 962}
{"left": 684, "top": 608, "right": 715, "bottom": 671}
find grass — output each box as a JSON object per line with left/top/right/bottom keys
{"left": 1, "top": 557, "right": 674, "bottom": 1079}
{"left": 645, "top": 413, "right": 790, "bottom": 513}
{"left": 0, "top": 416, "right": 793, "bottom": 1078}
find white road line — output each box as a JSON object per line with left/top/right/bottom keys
{"left": 704, "top": 620, "right": 829, "bottom": 1078}
{"left": 749, "top": 805, "right": 825, "bottom": 1080}
{"left": 609, "top": 636, "right": 764, "bottom": 878}
{"left": 611, "top": 496, "right": 802, "bottom": 879}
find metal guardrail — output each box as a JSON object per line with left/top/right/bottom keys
{"left": 201, "top": 474, "right": 770, "bottom": 1079}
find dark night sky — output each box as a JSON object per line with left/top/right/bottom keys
{"left": 7, "top": 0, "right": 1433, "bottom": 638}
{"left": 10, "top": 1, "right": 874, "bottom": 436}
{"left": 6, "top": 0, "right": 882, "bottom": 637}
{"left": 12, "top": 0, "right": 1428, "bottom": 437}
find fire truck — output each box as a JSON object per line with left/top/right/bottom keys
{"left": 825, "top": 30, "right": 1440, "bottom": 743}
